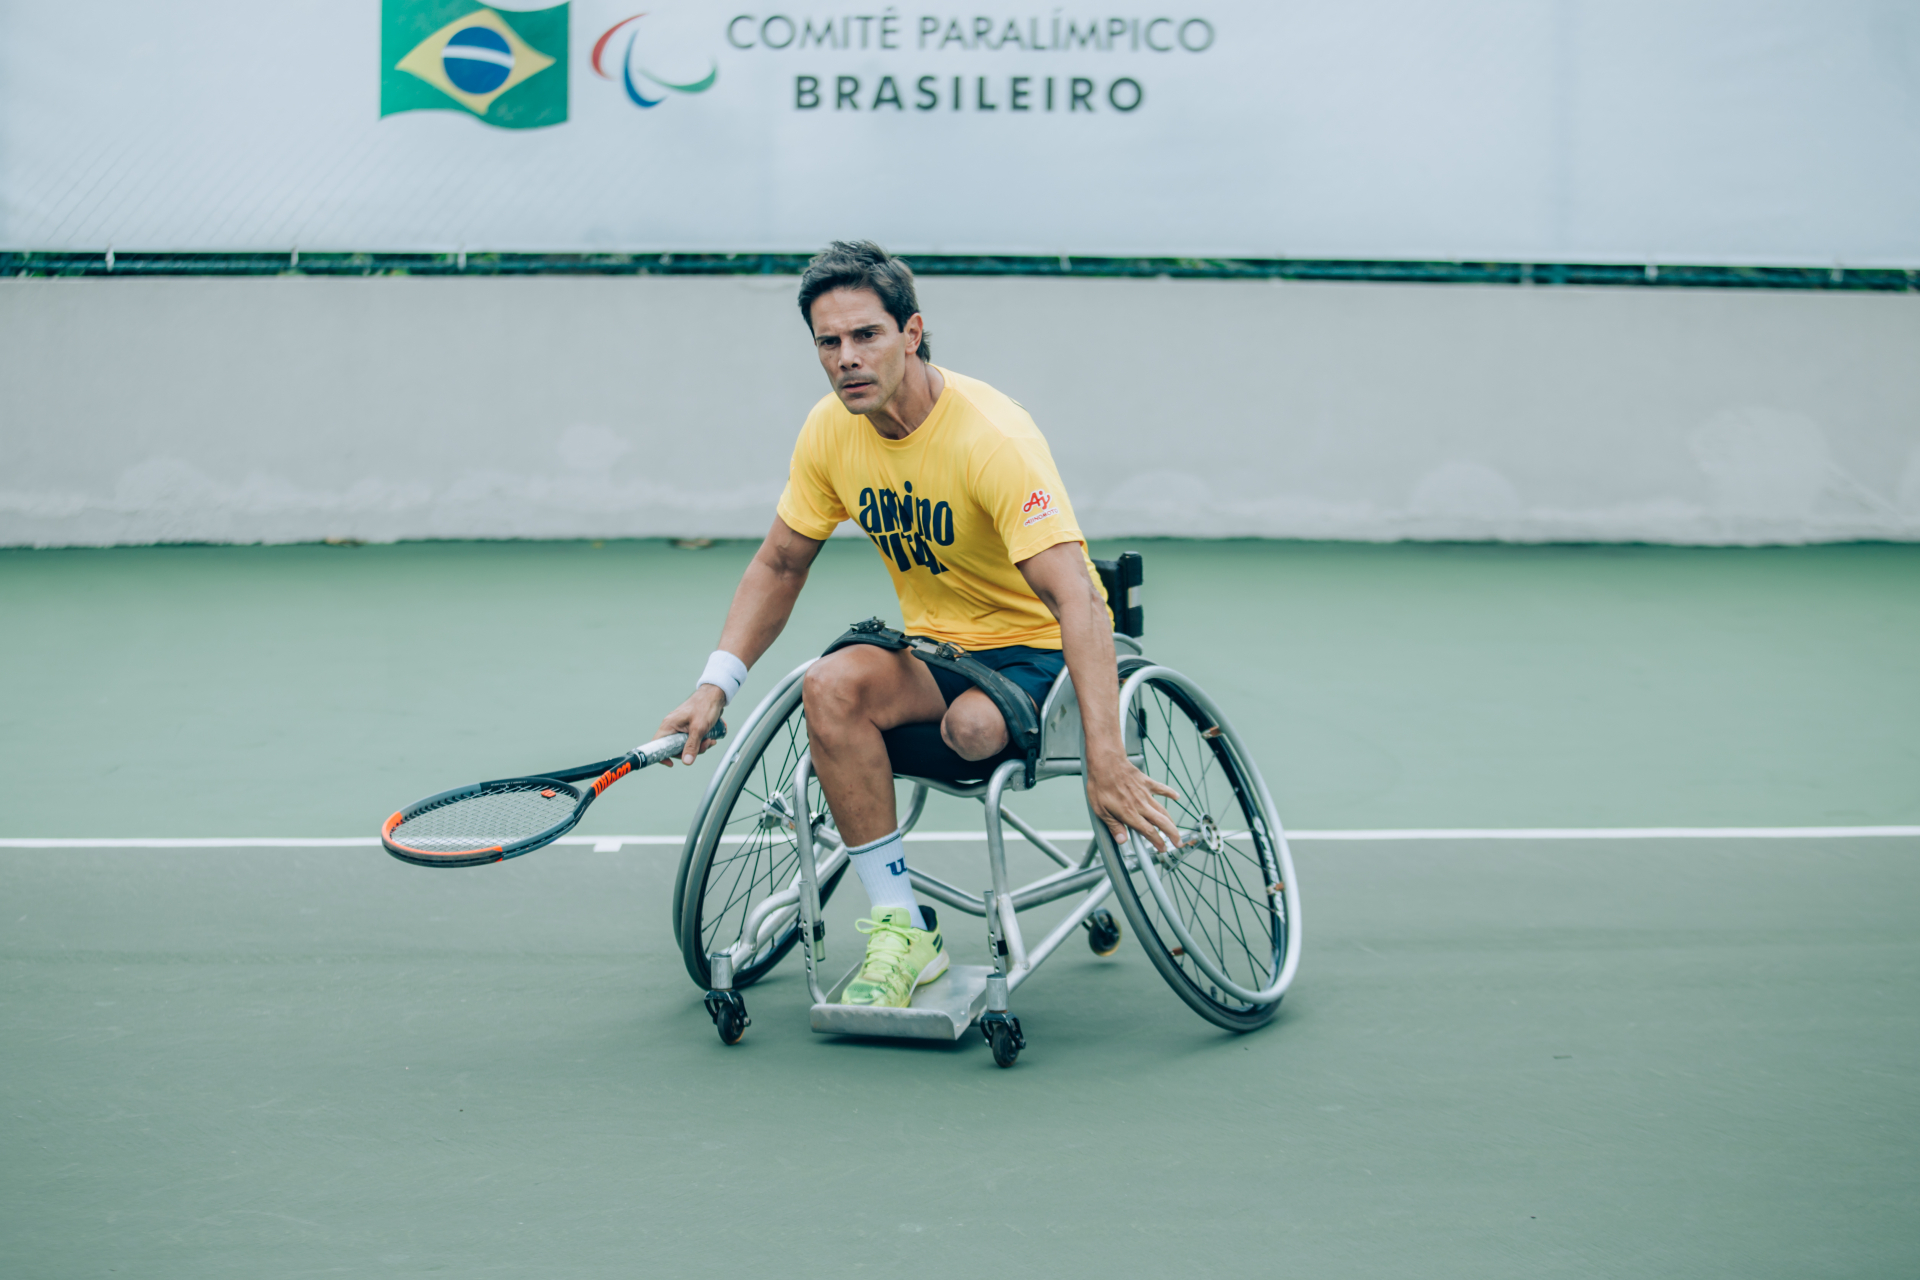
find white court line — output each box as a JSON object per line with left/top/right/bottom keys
{"left": 1, "top": 826, "right": 1916, "bottom": 851}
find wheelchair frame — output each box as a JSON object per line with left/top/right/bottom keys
{"left": 682, "top": 631, "right": 1305, "bottom": 1065}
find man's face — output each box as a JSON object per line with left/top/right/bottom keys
{"left": 809, "top": 287, "right": 924, "bottom": 416}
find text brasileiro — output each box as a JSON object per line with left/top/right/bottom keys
{"left": 727, "top": 13, "right": 1214, "bottom": 113}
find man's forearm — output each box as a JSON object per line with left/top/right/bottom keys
{"left": 1036, "top": 554, "right": 1127, "bottom": 769}
{"left": 715, "top": 553, "right": 808, "bottom": 670}
{"left": 1017, "top": 541, "right": 1180, "bottom": 849}
{"left": 702, "top": 519, "right": 822, "bottom": 675}
{"left": 1059, "top": 594, "right": 1126, "bottom": 767}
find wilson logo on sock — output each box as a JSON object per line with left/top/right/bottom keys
{"left": 886, "top": 858, "right": 907, "bottom": 875}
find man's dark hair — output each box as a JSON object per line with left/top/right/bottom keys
{"left": 796, "top": 240, "right": 930, "bottom": 362}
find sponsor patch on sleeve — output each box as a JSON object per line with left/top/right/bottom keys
{"left": 1021, "top": 489, "right": 1058, "bottom": 527}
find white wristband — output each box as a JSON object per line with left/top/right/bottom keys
{"left": 697, "top": 650, "right": 749, "bottom": 706}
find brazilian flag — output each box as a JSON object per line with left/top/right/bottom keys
{"left": 381, "top": 2, "right": 568, "bottom": 129}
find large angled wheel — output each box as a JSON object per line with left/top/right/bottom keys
{"left": 675, "top": 671, "right": 848, "bottom": 990}
{"left": 1094, "top": 662, "right": 1300, "bottom": 1032}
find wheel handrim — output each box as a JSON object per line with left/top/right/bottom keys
{"left": 690, "top": 691, "right": 828, "bottom": 981}
{"left": 1115, "top": 669, "right": 1292, "bottom": 1010}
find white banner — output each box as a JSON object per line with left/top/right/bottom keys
{"left": 2, "top": 0, "right": 1917, "bottom": 263}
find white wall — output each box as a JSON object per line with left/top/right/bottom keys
{"left": 2, "top": 274, "right": 1916, "bottom": 547}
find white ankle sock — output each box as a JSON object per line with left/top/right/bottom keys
{"left": 845, "top": 829, "right": 926, "bottom": 929}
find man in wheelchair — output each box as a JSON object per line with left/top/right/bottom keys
{"left": 656, "top": 240, "right": 1179, "bottom": 1010}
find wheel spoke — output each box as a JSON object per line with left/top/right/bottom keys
{"left": 688, "top": 697, "right": 831, "bottom": 985}
{"left": 1172, "top": 858, "right": 1266, "bottom": 981}
{"left": 1167, "top": 859, "right": 1262, "bottom": 996}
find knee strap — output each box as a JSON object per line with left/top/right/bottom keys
{"left": 822, "top": 619, "right": 1045, "bottom": 786}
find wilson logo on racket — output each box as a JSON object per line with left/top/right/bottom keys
{"left": 591, "top": 759, "right": 634, "bottom": 795}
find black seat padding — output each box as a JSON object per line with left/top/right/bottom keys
{"left": 882, "top": 721, "right": 1021, "bottom": 784}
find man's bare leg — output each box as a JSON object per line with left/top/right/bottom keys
{"left": 802, "top": 646, "right": 948, "bottom": 847}
{"left": 803, "top": 645, "right": 1013, "bottom": 1004}
{"left": 804, "top": 644, "right": 949, "bottom": 972}
{"left": 940, "top": 687, "right": 1011, "bottom": 761}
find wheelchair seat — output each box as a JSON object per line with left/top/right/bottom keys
{"left": 882, "top": 721, "right": 1021, "bottom": 785}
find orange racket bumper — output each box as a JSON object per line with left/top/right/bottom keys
{"left": 381, "top": 808, "right": 506, "bottom": 864}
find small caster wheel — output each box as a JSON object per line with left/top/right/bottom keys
{"left": 704, "top": 990, "right": 749, "bottom": 1045}
{"left": 980, "top": 1010, "right": 1024, "bottom": 1068}
{"left": 1083, "top": 909, "right": 1122, "bottom": 956}
{"left": 988, "top": 1022, "right": 1019, "bottom": 1068}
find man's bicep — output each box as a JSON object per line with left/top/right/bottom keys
{"left": 1015, "top": 539, "right": 1098, "bottom": 613}
{"left": 760, "top": 516, "right": 826, "bottom": 575}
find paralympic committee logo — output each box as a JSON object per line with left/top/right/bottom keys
{"left": 592, "top": 13, "right": 717, "bottom": 108}
{"left": 381, "top": 1, "right": 570, "bottom": 129}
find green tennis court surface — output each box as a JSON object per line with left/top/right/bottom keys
{"left": 4, "top": 540, "right": 1918, "bottom": 1277}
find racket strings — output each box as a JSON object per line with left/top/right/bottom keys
{"left": 391, "top": 781, "right": 579, "bottom": 852}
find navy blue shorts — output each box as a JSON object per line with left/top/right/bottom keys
{"left": 926, "top": 644, "right": 1066, "bottom": 713}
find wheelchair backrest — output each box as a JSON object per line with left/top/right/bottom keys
{"left": 1092, "top": 551, "right": 1144, "bottom": 638}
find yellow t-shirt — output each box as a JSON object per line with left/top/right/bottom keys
{"left": 776, "top": 367, "right": 1103, "bottom": 650}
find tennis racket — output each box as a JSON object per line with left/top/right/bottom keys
{"left": 381, "top": 724, "right": 725, "bottom": 868}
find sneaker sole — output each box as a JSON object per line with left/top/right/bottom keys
{"left": 914, "top": 951, "right": 949, "bottom": 988}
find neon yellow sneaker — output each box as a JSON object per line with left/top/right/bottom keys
{"left": 839, "top": 908, "right": 947, "bottom": 1008}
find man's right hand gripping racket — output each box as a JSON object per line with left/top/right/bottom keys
{"left": 381, "top": 725, "right": 724, "bottom": 868}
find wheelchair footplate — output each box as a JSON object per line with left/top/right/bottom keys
{"left": 810, "top": 963, "right": 994, "bottom": 1041}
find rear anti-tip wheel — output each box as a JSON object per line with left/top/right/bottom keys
{"left": 705, "top": 991, "right": 749, "bottom": 1046}
{"left": 981, "top": 1011, "right": 1024, "bottom": 1068}
{"left": 1083, "top": 908, "right": 1123, "bottom": 956}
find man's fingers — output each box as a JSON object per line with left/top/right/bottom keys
{"left": 1111, "top": 805, "right": 1173, "bottom": 853}
{"left": 1131, "top": 798, "right": 1182, "bottom": 853}
{"left": 1089, "top": 765, "right": 1186, "bottom": 852}
{"left": 1097, "top": 803, "right": 1146, "bottom": 850}
{"left": 650, "top": 719, "right": 679, "bottom": 766}
{"left": 651, "top": 710, "right": 697, "bottom": 766}
{"left": 670, "top": 689, "right": 728, "bottom": 765}
{"left": 686, "top": 709, "right": 724, "bottom": 764}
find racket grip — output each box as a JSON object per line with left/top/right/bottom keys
{"left": 635, "top": 720, "right": 727, "bottom": 767}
